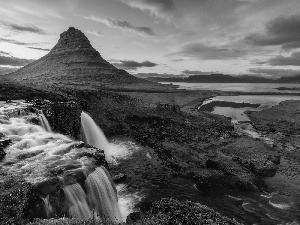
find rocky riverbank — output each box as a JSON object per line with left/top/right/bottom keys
{"left": 0, "top": 80, "right": 291, "bottom": 224}
{"left": 246, "top": 101, "right": 300, "bottom": 217}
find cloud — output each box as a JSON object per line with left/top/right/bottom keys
{"left": 1, "top": 21, "right": 46, "bottom": 34}
{"left": 81, "top": 15, "right": 155, "bottom": 37}
{"left": 245, "top": 14, "right": 300, "bottom": 50}
{"left": 0, "top": 67, "right": 19, "bottom": 75}
{"left": 0, "top": 56, "right": 34, "bottom": 67}
{"left": 118, "top": 0, "right": 175, "bottom": 20}
{"left": 111, "top": 60, "right": 158, "bottom": 70}
{"left": 168, "top": 42, "right": 247, "bottom": 60}
{"left": 0, "top": 38, "right": 36, "bottom": 46}
{"left": 86, "top": 30, "right": 103, "bottom": 37}
{"left": 0, "top": 51, "right": 10, "bottom": 56}
{"left": 182, "top": 70, "right": 216, "bottom": 75}
{"left": 27, "top": 47, "right": 50, "bottom": 51}
{"left": 267, "top": 51, "right": 300, "bottom": 66}
{"left": 249, "top": 68, "right": 300, "bottom": 78}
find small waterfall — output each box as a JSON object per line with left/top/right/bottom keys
{"left": 43, "top": 195, "right": 55, "bottom": 218}
{"left": 63, "top": 183, "right": 92, "bottom": 219}
{"left": 62, "top": 167, "right": 122, "bottom": 223}
{"left": 38, "top": 110, "right": 52, "bottom": 132}
{"left": 80, "top": 112, "right": 112, "bottom": 161}
{"left": 86, "top": 166, "right": 122, "bottom": 223}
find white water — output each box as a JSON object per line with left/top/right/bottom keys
{"left": 38, "top": 110, "right": 52, "bottom": 132}
{"left": 117, "top": 184, "right": 143, "bottom": 222}
{"left": 81, "top": 112, "right": 112, "bottom": 160}
{"left": 43, "top": 195, "right": 55, "bottom": 218}
{"left": 81, "top": 112, "right": 138, "bottom": 164}
{"left": 64, "top": 183, "right": 92, "bottom": 219}
{"left": 86, "top": 167, "right": 122, "bottom": 223}
{"left": 269, "top": 200, "right": 291, "bottom": 210}
{"left": 0, "top": 103, "right": 130, "bottom": 223}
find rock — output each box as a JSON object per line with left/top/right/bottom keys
{"left": 113, "top": 173, "right": 127, "bottom": 184}
{"left": 136, "top": 198, "right": 243, "bottom": 225}
{"left": 0, "top": 138, "right": 12, "bottom": 160}
{"left": 126, "top": 211, "right": 142, "bottom": 224}
{"left": 26, "top": 115, "right": 41, "bottom": 125}
{"left": 220, "top": 137, "right": 280, "bottom": 178}
{"left": 206, "top": 159, "right": 219, "bottom": 169}
{"left": 35, "top": 177, "right": 61, "bottom": 197}
{"left": 0, "top": 174, "right": 47, "bottom": 224}
{"left": 63, "top": 168, "right": 86, "bottom": 186}
{"left": 0, "top": 138, "right": 12, "bottom": 149}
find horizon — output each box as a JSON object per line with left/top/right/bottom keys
{"left": 1, "top": 0, "right": 300, "bottom": 79}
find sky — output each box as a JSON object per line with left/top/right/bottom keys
{"left": 1, "top": 0, "right": 300, "bottom": 79}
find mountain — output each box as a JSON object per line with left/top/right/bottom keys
{"left": 275, "top": 75, "right": 300, "bottom": 83}
{"left": 6, "top": 27, "right": 159, "bottom": 90}
{"left": 147, "top": 74, "right": 247, "bottom": 83}
{"left": 235, "top": 75, "right": 274, "bottom": 83}
{"left": 147, "top": 74, "right": 292, "bottom": 83}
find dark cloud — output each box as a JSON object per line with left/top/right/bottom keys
{"left": 82, "top": 15, "right": 155, "bottom": 37}
{"left": 118, "top": 0, "right": 175, "bottom": 19}
{"left": 112, "top": 60, "right": 158, "bottom": 70}
{"left": 2, "top": 21, "right": 46, "bottom": 34}
{"left": 0, "top": 56, "right": 34, "bottom": 67}
{"left": 0, "top": 51, "right": 10, "bottom": 56}
{"left": 245, "top": 14, "right": 300, "bottom": 50}
{"left": 168, "top": 42, "right": 247, "bottom": 60}
{"left": 0, "top": 67, "right": 18, "bottom": 75}
{"left": 27, "top": 47, "right": 50, "bottom": 51}
{"left": 182, "top": 70, "right": 216, "bottom": 75}
{"left": 268, "top": 51, "right": 300, "bottom": 66}
{"left": 249, "top": 68, "right": 300, "bottom": 78}
{"left": 0, "top": 38, "right": 35, "bottom": 46}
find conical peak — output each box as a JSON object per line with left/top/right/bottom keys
{"left": 49, "top": 27, "right": 95, "bottom": 55}
{"left": 61, "top": 27, "right": 86, "bottom": 39}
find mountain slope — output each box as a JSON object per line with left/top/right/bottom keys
{"left": 7, "top": 27, "right": 160, "bottom": 90}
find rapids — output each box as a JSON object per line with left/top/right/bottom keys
{"left": 0, "top": 102, "right": 128, "bottom": 223}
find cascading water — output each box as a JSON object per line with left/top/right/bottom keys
{"left": 0, "top": 103, "right": 124, "bottom": 223}
{"left": 86, "top": 167, "right": 122, "bottom": 223}
{"left": 38, "top": 110, "right": 52, "bottom": 132}
{"left": 63, "top": 183, "right": 92, "bottom": 219}
{"left": 81, "top": 111, "right": 112, "bottom": 161}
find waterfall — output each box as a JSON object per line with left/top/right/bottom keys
{"left": 63, "top": 183, "right": 92, "bottom": 219}
{"left": 80, "top": 112, "right": 112, "bottom": 161}
{"left": 38, "top": 110, "right": 52, "bottom": 132}
{"left": 0, "top": 103, "right": 124, "bottom": 223}
{"left": 43, "top": 195, "right": 55, "bottom": 218}
{"left": 62, "top": 167, "right": 122, "bottom": 223}
{"left": 86, "top": 167, "right": 122, "bottom": 223}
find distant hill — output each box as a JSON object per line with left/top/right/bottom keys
{"left": 147, "top": 74, "right": 261, "bottom": 83}
{"left": 5, "top": 27, "right": 164, "bottom": 90}
{"left": 147, "top": 74, "right": 300, "bottom": 83}
{"left": 147, "top": 74, "right": 244, "bottom": 83}
{"left": 275, "top": 75, "right": 300, "bottom": 83}
{"left": 236, "top": 75, "right": 274, "bottom": 83}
